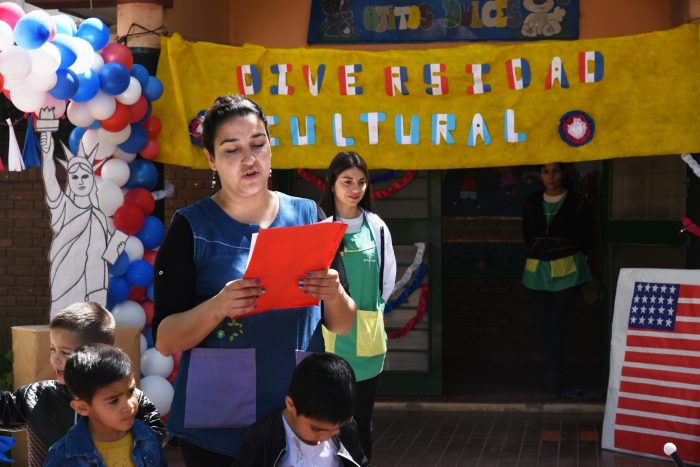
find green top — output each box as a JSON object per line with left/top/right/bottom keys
{"left": 522, "top": 194, "right": 592, "bottom": 292}
{"left": 323, "top": 217, "right": 386, "bottom": 381}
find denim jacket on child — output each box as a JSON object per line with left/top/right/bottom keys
{"left": 44, "top": 418, "right": 167, "bottom": 466}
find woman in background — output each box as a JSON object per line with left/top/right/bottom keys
{"left": 522, "top": 162, "right": 594, "bottom": 397}
{"left": 319, "top": 151, "right": 396, "bottom": 460}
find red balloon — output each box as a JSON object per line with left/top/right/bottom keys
{"left": 171, "top": 351, "right": 182, "bottom": 369}
{"left": 143, "top": 250, "right": 157, "bottom": 267}
{"left": 113, "top": 203, "right": 145, "bottom": 235}
{"left": 129, "top": 96, "right": 148, "bottom": 123}
{"left": 139, "top": 139, "right": 160, "bottom": 160}
{"left": 0, "top": 74, "right": 5, "bottom": 91}
{"left": 141, "top": 300, "right": 154, "bottom": 326}
{"left": 101, "top": 43, "right": 134, "bottom": 70}
{"left": 123, "top": 187, "right": 155, "bottom": 215}
{"left": 2, "top": 88, "right": 10, "bottom": 100}
{"left": 0, "top": 4, "right": 24, "bottom": 29}
{"left": 167, "top": 368, "right": 178, "bottom": 383}
{"left": 129, "top": 286, "right": 146, "bottom": 302}
{"left": 144, "top": 116, "right": 161, "bottom": 138}
{"left": 99, "top": 101, "right": 130, "bottom": 132}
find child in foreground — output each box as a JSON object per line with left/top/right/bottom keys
{"left": 0, "top": 302, "right": 166, "bottom": 466}
{"left": 44, "top": 344, "right": 167, "bottom": 466}
{"left": 234, "top": 352, "right": 369, "bottom": 467}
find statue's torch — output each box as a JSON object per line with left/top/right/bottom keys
{"left": 36, "top": 107, "right": 60, "bottom": 133}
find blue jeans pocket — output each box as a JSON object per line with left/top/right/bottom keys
{"left": 184, "top": 347, "right": 256, "bottom": 428}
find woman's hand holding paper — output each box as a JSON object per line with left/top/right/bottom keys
{"left": 213, "top": 278, "right": 265, "bottom": 319}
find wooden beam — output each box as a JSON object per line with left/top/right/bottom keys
{"left": 29, "top": 0, "right": 173, "bottom": 8}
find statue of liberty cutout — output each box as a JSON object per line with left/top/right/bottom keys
{"left": 38, "top": 108, "right": 128, "bottom": 318}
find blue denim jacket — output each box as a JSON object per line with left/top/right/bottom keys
{"left": 44, "top": 418, "right": 166, "bottom": 466}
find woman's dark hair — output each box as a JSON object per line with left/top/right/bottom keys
{"left": 64, "top": 344, "right": 133, "bottom": 403}
{"left": 319, "top": 151, "right": 374, "bottom": 217}
{"left": 539, "top": 162, "right": 576, "bottom": 191}
{"left": 201, "top": 95, "right": 270, "bottom": 156}
{"left": 288, "top": 353, "right": 356, "bottom": 424}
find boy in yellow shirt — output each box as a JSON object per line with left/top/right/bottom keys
{"left": 44, "top": 344, "right": 166, "bottom": 466}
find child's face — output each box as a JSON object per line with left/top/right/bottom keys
{"left": 78, "top": 376, "right": 138, "bottom": 442}
{"left": 284, "top": 396, "right": 343, "bottom": 445}
{"left": 49, "top": 328, "right": 83, "bottom": 384}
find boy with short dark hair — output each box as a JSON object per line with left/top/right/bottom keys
{"left": 0, "top": 302, "right": 166, "bottom": 466}
{"left": 44, "top": 344, "right": 167, "bottom": 466}
{"left": 234, "top": 353, "right": 369, "bottom": 467}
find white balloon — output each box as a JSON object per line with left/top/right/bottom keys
{"left": 140, "top": 333, "right": 148, "bottom": 355}
{"left": 29, "top": 42, "right": 61, "bottom": 75}
{"left": 11, "top": 83, "right": 46, "bottom": 113}
{"left": 40, "top": 93, "right": 68, "bottom": 118}
{"left": 81, "top": 128, "right": 116, "bottom": 161}
{"left": 99, "top": 124, "right": 131, "bottom": 145}
{"left": 101, "top": 158, "right": 131, "bottom": 187}
{"left": 112, "top": 300, "right": 146, "bottom": 329}
{"left": 140, "top": 375, "right": 174, "bottom": 416}
{"left": 97, "top": 179, "right": 124, "bottom": 215}
{"left": 115, "top": 77, "right": 142, "bottom": 105}
{"left": 86, "top": 90, "right": 116, "bottom": 120}
{"left": 141, "top": 348, "right": 174, "bottom": 378}
{"left": 0, "top": 20, "right": 13, "bottom": 51}
{"left": 2, "top": 77, "right": 22, "bottom": 91}
{"left": 0, "top": 46, "right": 32, "bottom": 80}
{"left": 66, "top": 101, "right": 94, "bottom": 127}
{"left": 125, "top": 236, "right": 144, "bottom": 262}
{"left": 113, "top": 147, "right": 137, "bottom": 163}
{"left": 90, "top": 51, "right": 104, "bottom": 71}
{"left": 27, "top": 69, "right": 57, "bottom": 92}
{"left": 67, "top": 35, "right": 95, "bottom": 74}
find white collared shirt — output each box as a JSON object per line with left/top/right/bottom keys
{"left": 279, "top": 414, "right": 342, "bottom": 467}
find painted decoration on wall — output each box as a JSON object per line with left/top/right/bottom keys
{"left": 154, "top": 25, "right": 700, "bottom": 170}
{"left": 307, "top": 0, "right": 579, "bottom": 43}
{"left": 39, "top": 114, "right": 128, "bottom": 318}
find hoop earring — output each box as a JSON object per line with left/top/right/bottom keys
{"left": 269, "top": 167, "right": 272, "bottom": 178}
{"left": 211, "top": 171, "right": 217, "bottom": 189}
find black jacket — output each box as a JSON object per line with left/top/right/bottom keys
{"left": 522, "top": 189, "right": 594, "bottom": 261}
{"left": 0, "top": 380, "right": 167, "bottom": 467}
{"left": 233, "top": 409, "right": 369, "bottom": 467}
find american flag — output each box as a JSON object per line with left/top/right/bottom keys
{"left": 603, "top": 269, "right": 700, "bottom": 464}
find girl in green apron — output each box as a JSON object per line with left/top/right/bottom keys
{"left": 319, "top": 152, "right": 396, "bottom": 460}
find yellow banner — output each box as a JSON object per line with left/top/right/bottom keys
{"left": 154, "top": 25, "right": 700, "bottom": 170}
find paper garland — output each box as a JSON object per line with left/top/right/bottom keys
{"left": 391, "top": 242, "right": 426, "bottom": 298}
{"left": 388, "top": 285, "right": 429, "bottom": 339}
{"left": 384, "top": 262, "right": 428, "bottom": 315}
{"left": 295, "top": 168, "right": 417, "bottom": 200}
{"left": 6, "top": 118, "right": 25, "bottom": 172}
{"left": 681, "top": 154, "right": 700, "bottom": 237}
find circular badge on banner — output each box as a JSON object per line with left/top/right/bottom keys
{"left": 559, "top": 110, "right": 594, "bottom": 147}
{"left": 189, "top": 110, "right": 206, "bottom": 147}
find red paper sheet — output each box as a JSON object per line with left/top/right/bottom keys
{"left": 242, "top": 221, "right": 347, "bottom": 314}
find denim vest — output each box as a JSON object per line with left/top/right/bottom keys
{"left": 43, "top": 419, "right": 165, "bottom": 467}
{"left": 167, "top": 192, "right": 324, "bottom": 456}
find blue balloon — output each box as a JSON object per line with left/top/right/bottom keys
{"left": 51, "top": 34, "right": 77, "bottom": 70}
{"left": 119, "top": 123, "right": 148, "bottom": 153}
{"left": 147, "top": 283, "right": 154, "bottom": 301}
{"left": 126, "top": 159, "right": 158, "bottom": 191}
{"left": 53, "top": 14, "right": 77, "bottom": 36}
{"left": 126, "top": 259, "right": 154, "bottom": 288}
{"left": 143, "top": 326, "right": 154, "bottom": 348}
{"left": 136, "top": 216, "right": 165, "bottom": 250}
{"left": 99, "top": 62, "right": 131, "bottom": 95}
{"left": 76, "top": 17, "right": 110, "bottom": 51}
{"left": 69, "top": 127, "right": 87, "bottom": 154}
{"left": 107, "top": 276, "right": 130, "bottom": 303}
{"left": 14, "top": 13, "right": 52, "bottom": 50}
{"left": 88, "top": 120, "right": 101, "bottom": 129}
{"left": 72, "top": 69, "right": 100, "bottom": 102}
{"left": 108, "top": 252, "right": 130, "bottom": 276}
{"left": 49, "top": 69, "right": 79, "bottom": 100}
{"left": 130, "top": 64, "right": 150, "bottom": 89}
{"left": 143, "top": 76, "right": 164, "bottom": 101}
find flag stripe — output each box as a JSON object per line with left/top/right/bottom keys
{"left": 620, "top": 380, "right": 700, "bottom": 402}
{"left": 618, "top": 395, "right": 700, "bottom": 419}
{"left": 626, "top": 335, "right": 700, "bottom": 352}
{"left": 623, "top": 350, "right": 700, "bottom": 369}
{"left": 621, "top": 365, "right": 700, "bottom": 386}
{"left": 615, "top": 413, "right": 700, "bottom": 437}
{"left": 614, "top": 429, "right": 700, "bottom": 463}
{"left": 680, "top": 284, "right": 700, "bottom": 299}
